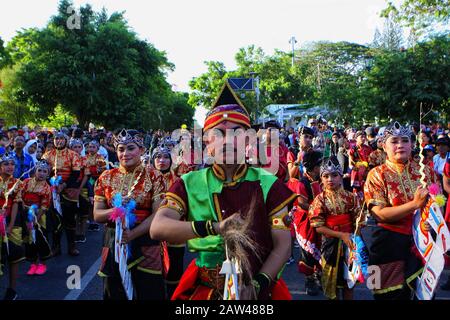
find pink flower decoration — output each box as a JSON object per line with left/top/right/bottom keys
{"left": 429, "top": 183, "right": 440, "bottom": 196}
{"left": 109, "top": 207, "right": 125, "bottom": 222}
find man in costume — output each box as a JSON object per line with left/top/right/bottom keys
{"left": 287, "top": 126, "right": 315, "bottom": 179}
{"left": 309, "top": 156, "right": 361, "bottom": 300}
{"left": 43, "top": 132, "right": 82, "bottom": 256}
{"left": 151, "top": 82, "right": 297, "bottom": 300}
{"left": 0, "top": 154, "right": 24, "bottom": 300}
{"left": 20, "top": 160, "right": 53, "bottom": 276}
{"left": 364, "top": 122, "right": 438, "bottom": 300}
{"left": 94, "top": 129, "right": 166, "bottom": 300}
{"left": 288, "top": 151, "right": 323, "bottom": 296}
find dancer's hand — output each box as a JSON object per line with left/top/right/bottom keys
{"left": 340, "top": 232, "right": 354, "bottom": 249}
{"left": 413, "top": 186, "right": 429, "bottom": 210}
{"left": 121, "top": 228, "right": 136, "bottom": 244}
{"left": 215, "top": 213, "right": 244, "bottom": 235}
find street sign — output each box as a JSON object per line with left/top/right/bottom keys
{"left": 227, "top": 78, "right": 254, "bottom": 91}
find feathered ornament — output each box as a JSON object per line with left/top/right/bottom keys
{"left": 50, "top": 176, "right": 62, "bottom": 188}
{"left": 27, "top": 204, "right": 38, "bottom": 243}
{"left": 109, "top": 193, "right": 137, "bottom": 227}
{"left": 435, "top": 195, "right": 446, "bottom": 208}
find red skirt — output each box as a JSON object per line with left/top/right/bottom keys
{"left": 171, "top": 259, "right": 292, "bottom": 300}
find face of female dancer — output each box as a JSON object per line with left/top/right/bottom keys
{"left": 384, "top": 136, "right": 412, "bottom": 163}
{"left": 0, "top": 161, "right": 15, "bottom": 177}
{"left": 35, "top": 167, "right": 49, "bottom": 181}
{"left": 117, "top": 143, "right": 143, "bottom": 169}
{"left": 87, "top": 144, "right": 98, "bottom": 155}
{"left": 54, "top": 137, "right": 66, "bottom": 149}
{"left": 70, "top": 144, "right": 83, "bottom": 155}
{"left": 154, "top": 154, "right": 171, "bottom": 171}
{"left": 321, "top": 171, "right": 342, "bottom": 190}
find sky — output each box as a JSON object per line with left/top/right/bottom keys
{"left": 0, "top": 0, "right": 396, "bottom": 125}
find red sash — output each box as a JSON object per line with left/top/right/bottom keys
{"left": 325, "top": 214, "right": 353, "bottom": 233}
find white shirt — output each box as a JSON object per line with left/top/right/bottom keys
{"left": 433, "top": 152, "right": 450, "bottom": 175}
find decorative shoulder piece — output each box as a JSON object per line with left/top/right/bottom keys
{"left": 320, "top": 157, "right": 343, "bottom": 177}
{"left": 382, "top": 121, "right": 411, "bottom": 143}
{"left": 113, "top": 129, "right": 144, "bottom": 149}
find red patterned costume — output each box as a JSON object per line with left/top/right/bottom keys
{"left": 19, "top": 177, "right": 53, "bottom": 262}
{"left": 95, "top": 164, "right": 167, "bottom": 299}
{"left": 309, "top": 188, "right": 360, "bottom": 299}
{"left": 364, "top": 159, "right": 438, "bottom": 299}
{"left": 0, "top": 176, "right": 24, "bottom": 267}
{"left": 349, "top": 144, "right": 372, "bottom": 191}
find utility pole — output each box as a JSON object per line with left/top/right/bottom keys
{"left": 289, "top": 36, "right": 297, "bottom": 68}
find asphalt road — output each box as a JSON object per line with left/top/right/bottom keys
{"left": 1, "top": 225, "right": 449, "bottom": 300}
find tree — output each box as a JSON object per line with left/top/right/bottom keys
{"left": 382, "top": 0, "right": 450, "bottom": 37}
{"left": 363, "top": 35, "right": 449, "bottom": 123}
{"left": 0, "top": 66, "right": 32, "bottom": 126}
{"left": 0, "top": 37, "right": 11, "bottom": 69}
{"left": 6, "top": 0, "right": 184, "bottom": 130}
{"left": 372, "top": 14, "right": 404, "bottom": 51}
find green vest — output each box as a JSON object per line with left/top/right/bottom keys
{"left": 181, "top": 166, "right": 278, "bottom": 268}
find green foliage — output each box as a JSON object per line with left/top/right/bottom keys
{"left": 3, "top": 0, "right": 191, "bottom": 130}
{"left": 188, "top": 35, "right": 449, "bottom": 125}
{"left": 381, "top": 0, "right": 450, "bottom": 36}
{"left": 0, "top": 66, "right": 32, "bottom": 127}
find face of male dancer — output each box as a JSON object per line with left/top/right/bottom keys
{"left": 356, "top": 133, "right": 366, "bottom": 146}
{"left": 206, "top": 121, "right": 246, "bottom": 165}
{"left": 0, "top": 161, "right": 15, "bottom": 177}
{"left": 321, "top": 171, "right": 342, "bottom": 190}
{"left": 54, "top": 136, "right": 66, "bottom": 149}
{"left": 117, "top": 142, "right": 143, "bottom": 169}
{"left": 35, "top": 167, "right": 49, "bottom": 181}
{"left": 384, "top": 136, "right": 411, "bottom": 163}
{"left": 70, "top": 143, "right": 83, "bottom": 155}
{"left": 154, "top": 153, "right": 171, "bottom": 171}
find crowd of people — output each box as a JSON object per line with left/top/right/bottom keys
{"left": 0, "top": 84, "right": 449, "bottom": 301}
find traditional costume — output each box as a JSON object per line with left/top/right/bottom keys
{"left": 95, "top": 130, "right": 167, "bottom": 300}
{"left": 162, "top": 83, "right": 297, "bottom": 300}
{"left": 349, "top": 131, "right": 372, "bottom": 194}
{"left": 20, "top": 161, "right": 53, "bottom": 271}
{"left": 309, "top": 157, "right": 361, "bottom": 299}
{"left": 288, "top": 151, "right": 323, "bottom": 295}
{"left": 43, "top": 132, "right": 82, "bottom": 256}
{"left": 364, "top": 122, "right": 438, "bottom": 300}
{"left": 151, "top": 146, "right": 185, "bottom": 299}
{"left": 0, "top": 154, "right": 24, "bottom": 274}
{"left": 286, "top": 126, "right": 315, "bottom": 179}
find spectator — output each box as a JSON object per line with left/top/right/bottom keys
{"left": 12, "top": 135, "right": 35, "bottom": 179}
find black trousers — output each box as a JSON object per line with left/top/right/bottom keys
{"left": 103, "top": 268, "right": 166, "bottom": 300}
{"left": 165, "top": 245, "right": 185, "bottom": 299}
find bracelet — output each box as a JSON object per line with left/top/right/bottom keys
{"left": 206, "top": 220, "right": 218, "bottom": 236}
{"left": 191, "top": 221, "right": 209, "bottom": 238}
{"left": 254, "top": 272, "right": 272, "bottom": 293}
